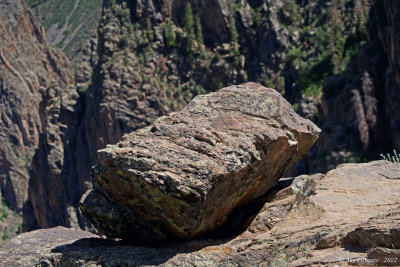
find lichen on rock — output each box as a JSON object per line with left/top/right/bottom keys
{"left": 80, "top": 82, "right": 320, "bottom": 243}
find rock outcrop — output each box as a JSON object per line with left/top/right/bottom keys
{"left": 0, "top": 0, "right": 88, "bottom": 233}
{"left": 80, "top": 83, "right": 320, "bottom": 243}
{"left": 1, "top": 161, "right": 399, "bottom": 266}
{"left": 0, "top": 0, "right": 73, "bottom": 212}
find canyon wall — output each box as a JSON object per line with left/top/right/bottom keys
{"left": 0, "top": 0, "right": 399, "bottom": 233}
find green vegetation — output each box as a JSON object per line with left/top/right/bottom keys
{"left": 78, "top": 81, "right": 91, "bottom": 93}
{"left": 264, "top": 74, "right": 285, "bottom": 95}
{"left": 280, "top": 0, "right": 301, "bottom": 27}
{"left": 194, "top": 85, "right": 206, "bottom": 95}
{"left": 252, "top": 6, "right": 263, "bottom": 26}
{"left": 164, "top": 20, "right": 176, "bottom": 48}
{"left": 183, "top": 2, "right": 195, "bottom": 64}
{"left": 183, "top": 3, "right": 195, "bottom": 39}
{"left": 145, "top": 17, "right": 154, "bottom": 41}
{"left": 195, "top": 15, "right": 205, "bottom": 58}
{"left": 1, "top": 197, "right": 8, "bottom": 223}
{"left": 0, "top": 196, "right": 23, "bottom": 242}
{"left": 0, "top": 208, "right": 7, "bottom": 222}
{"left": 228, "top": 1, "right": 240, "bottom": 64}
{"left": 115, "top": 2, "right": 131, "bottom": 24}
{"left": 2, "top": 228, "right": 8, "bottom": 241}
{"left": 26, "top": 0, "right": 102, "bottom": 64}
{"left": 182, "top": 3, "right": 206, "bottom": 64}
{"left": 282, "top": 2, "right": 369, "bottom": 97}
{"left": 381, "top": 150, "right": 400, "bottom": 164}
{"left": 213, "top": 51, "right": 221, "bottom": 61}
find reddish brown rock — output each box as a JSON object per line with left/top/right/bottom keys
{"left": 0, "top": 0, "right": 73, "bottom": 212}
{"left": 80, "top": 82, "right": 320, "bottom": 243}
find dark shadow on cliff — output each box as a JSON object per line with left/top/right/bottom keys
{"left": 49, "top": 177, "right": 294, "bottom": 265}
{"left": 301, "top": 0, "right": 399, "bottom": 176}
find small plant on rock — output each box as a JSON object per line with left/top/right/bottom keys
{"left": 380, "top": 149, "right": 400, "bottom": 164}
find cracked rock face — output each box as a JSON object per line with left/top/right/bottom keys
{"left": 0, "top": 0, "right": 73, "bottom": 212}
{"left": 79, "top": 82, "right": 320, "bottom": 243}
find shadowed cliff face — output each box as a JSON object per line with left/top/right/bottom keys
{"left": 310, "top": 0, "right": 400, "bottom": 172}
{"left": 0, "top": 0, "right": 73, "bottom": 212}
{"left": 381, "top": 0, "right": 400, "bottom": 148}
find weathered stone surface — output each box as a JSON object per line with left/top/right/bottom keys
{"left": 0, "top": 0, "right": 73, "bottom": 212}
{"left": 80, "top": 82, "right": 320, "bottom": 243}
{"left": 0, "top": 0, "right": 77, "bottom": 238}
{"left": 1, "top": 161, "right": 399, "bottom": 266}
{"left": 0, "top": 227, "right": 97, "bottom": 267}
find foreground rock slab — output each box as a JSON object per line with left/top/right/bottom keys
{"left": 0, "top": 227, "right": 97, "bottom": 267}
{"left": 1, "top": 161, "right": 399, "bottom": 266}
{"left": 79, "top": 82, "right": 320, "bottom": 243}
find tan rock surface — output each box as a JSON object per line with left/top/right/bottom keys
{"left": 0, "top": 227, "right": 97, "bottom": 267}
{"left": 0, "top": 160, "right": 398, "bottom": 266}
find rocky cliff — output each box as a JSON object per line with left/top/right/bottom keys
{"left": 0, "top": 0, "right": 399, "bottom": 237}
{"left": 0, "top": 0, "right": 73, "bottom": 212}
{"left": 311, "top": 0, "right": 400, "bottom": 172}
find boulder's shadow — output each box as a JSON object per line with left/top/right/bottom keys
{"left": 48, "top": 178, "right": 295, "bottom": 265}
{"left": 49, "top": 237, "right": 185, "bottom": 266}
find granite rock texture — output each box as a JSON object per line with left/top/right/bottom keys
{"left": 80, "top": 82, "right": 320, "bottom": 243}
{"left": 0, "top": 0, "right": 73, "bottom": 212}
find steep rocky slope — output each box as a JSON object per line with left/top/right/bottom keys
{"left": 73, "top": 0, "right": 372, "bottom": 176}
{"left": 311, "top": 0, "right": 400, "bottom": 172}
{"left": 0, "top": 191, "right": 22, "bottom": 246}
{"left": 76, "top": 0, "right": 395, "bottom": 174}
{"left": 82, "top": 0, "right": 370, "bottom": 100}
{"left": 0, "top": 0, "right": 77, "bottom": 242}
{"left": 0, "top": 0, "right": 73, "bottom": 212}
{"left": 382, "top": 0, "right": 400, "bottom": 149}
{"left": 25, "top": 0, "right": 103, "bottom": 65}
{"left": 1, "top": 0, "right": 398, "bottom": 235}
{"left": 1, "top": 161, "right": 399, "bottom": 266}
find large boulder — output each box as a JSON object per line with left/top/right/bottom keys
{"left": 79, "top": 82, "right": 320, "bottom": 243}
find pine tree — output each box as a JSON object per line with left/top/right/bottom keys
{"left": 183, "top": 3, "right": 195, "bottom": 40}
{"left": 183, "top": 3, "right": 195, "bottom": 64}
{"left": 228, "top": 1, "right": 240, "bottom": 64}
{"left": 195, "top": 15, "right": 205, "bottom": 57}
{"left": 165, "top": 20, "right": 176, "bottom": 48}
